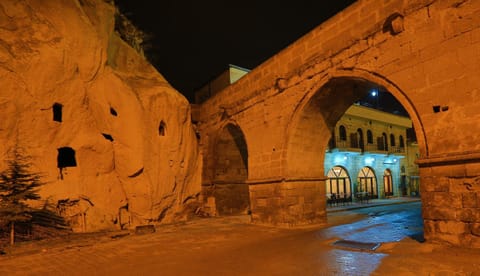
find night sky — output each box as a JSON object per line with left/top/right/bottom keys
{"left": 115, "top": 0, "right": 356, "bottom": 102}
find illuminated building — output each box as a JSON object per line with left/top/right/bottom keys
{"left": 324, "top": 104, "right": 419, "bottom": 202}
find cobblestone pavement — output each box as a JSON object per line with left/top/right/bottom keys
{"left": 1, "top": 200, "right": 479, "bottom": 275}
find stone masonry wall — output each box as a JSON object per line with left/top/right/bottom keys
{"left": 197, "top": 0, "right": 480, "bottom": 246}
{"left": 421, "top": 162, "right": 480, "bottom": 248}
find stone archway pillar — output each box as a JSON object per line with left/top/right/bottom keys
{"left": 419, "top": 157, "right": 480, "bottom": 248}
{"left": 248, "top": 178, "right": 327, "bottom": 227}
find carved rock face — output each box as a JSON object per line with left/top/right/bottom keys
{"left": 0, "top": 0, "right": 201, "bottom": 231}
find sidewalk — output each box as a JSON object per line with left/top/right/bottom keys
{"left": 327, "top": 196, "right": 421, "bottom": 213}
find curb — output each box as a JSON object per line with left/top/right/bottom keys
{"left": 327, "top": 198, "right": 421, "bottom": 213}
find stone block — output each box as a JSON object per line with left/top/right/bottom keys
{"left": 436, "top": 220, "right": 469, "bottom": 235}
{"left": 135, "top": 225, "right": 155, "bottom": 235}
{"left": 421, "top": 192, "right": 434, "bottom": 207}
{"left": 450, "top": 176, "right": 480, "bottom": 193}
{"left": 423, "top": 219, "right": 436, "bottom": 235}
{"left": 431, "top": 233, "right": 461, "bottom": 245}
{"left": 423, "top": 207, "right": 456, "bottom": 220}
{"left": 284, "top": 196, "right": 298, "bottom": 206}
{"left": 432, "top": 192, "right": 462, "bottom": 208}
{"left": 462, "top": 192, "right": 478, "bottom": 208}
{"left": 431, "top": 164, "right": 466, "bottom": 178}
{"left": 434, "top": 177, "right": 450, "bottom": 192}
{"left": 469, "top": 234, "right": 480, "bottom": 249}
{"left": 456, "top": 208, "right": 478, "bottom": 223}
{"left": 472, "top": 223, "right": 480, "bottom": 236}
{"left": 256, "top": 198, "right": 267, "bottom": 207}
{"left": 449, "top": 177, "right": 469, "bottom": 193}
{"left": 420, "top": 176, "right": 435, "bottom": 192}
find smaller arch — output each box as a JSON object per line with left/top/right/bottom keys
{"left": 209, "top": 122, "right": 250, "bottom": 216}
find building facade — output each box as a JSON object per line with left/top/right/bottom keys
{"left": 324, "top": 104, "right": 419, "bottom": 202}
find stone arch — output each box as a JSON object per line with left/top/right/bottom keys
{"left": 205, "top": 121, "right": 250, "bottom": 216}
{"left": 283, "top": 69, "right": 427, "bottom": 180}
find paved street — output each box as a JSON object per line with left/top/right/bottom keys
{"left": 1, "top": 200, "right": 479, "bottom": 275}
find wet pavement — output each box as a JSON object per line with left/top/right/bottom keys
{"left": 1, "top": 199, "right": 479, "bottom": 275}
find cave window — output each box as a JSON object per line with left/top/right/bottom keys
{"left": 53, "top": 103, "right": 63, "bottom": 122}
{"left": 110, "top": 107, "right": 118, "bottom": 116}
{"left": 102, "top": 133, "right": 114, "bottom": 142}
{"left": 159, "top": 121, "right": 166, "bottom": 136}
{"left": 57, "top": 147, "right": 77, "bottom": 168}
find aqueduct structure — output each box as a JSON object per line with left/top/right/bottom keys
{"left": 195, "top": 0, "right": 480, "bottom": 247}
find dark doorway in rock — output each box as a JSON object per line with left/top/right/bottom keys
{"left": 57, "top": 147, "right": 77, "bottom": 180}
{"left": 57, "top": 147, "right": 77, "bottom": 168}
{"left": 53, "top": 103, "right": 63, "bottom": 122}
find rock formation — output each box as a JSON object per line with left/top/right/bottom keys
{"left": 0, "top": 0, "right": 202, "bottom": 231}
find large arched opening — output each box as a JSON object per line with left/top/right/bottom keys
{"left": 284, "top": 70, "right": 426, "bottom": 223}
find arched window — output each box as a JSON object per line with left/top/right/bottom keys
{"left": 381, "top": 133, "right": 388, "bottom": 151}
{"left": 390, "top": 134, "right": 396, "bottom": 147}
{"left": 399, "top": 135, "right": 405, "bottom": 148}
{"left": 339, "top": 125, "right": 347, "bottom": 141}
{"left": 367, "top": 130, "right": 373, "bottom": 144}
{"left": 357, "top": 167, "right": 377, "bottom": 198}
{"left": 326, "top": 166, "right": 351, "bottom": 199}
{"left": 383, "top": 169, "right": 393, "bottom": 196}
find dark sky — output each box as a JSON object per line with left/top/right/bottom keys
{"left": 115, "top": 0, "right": 356, "bottom": 102}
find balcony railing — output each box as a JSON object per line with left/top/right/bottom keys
{"left": 388, "top": 146, "right": 405, "bottom": 154}
{"left": 329, "top": 136, "right": 405, "bottom": 154}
